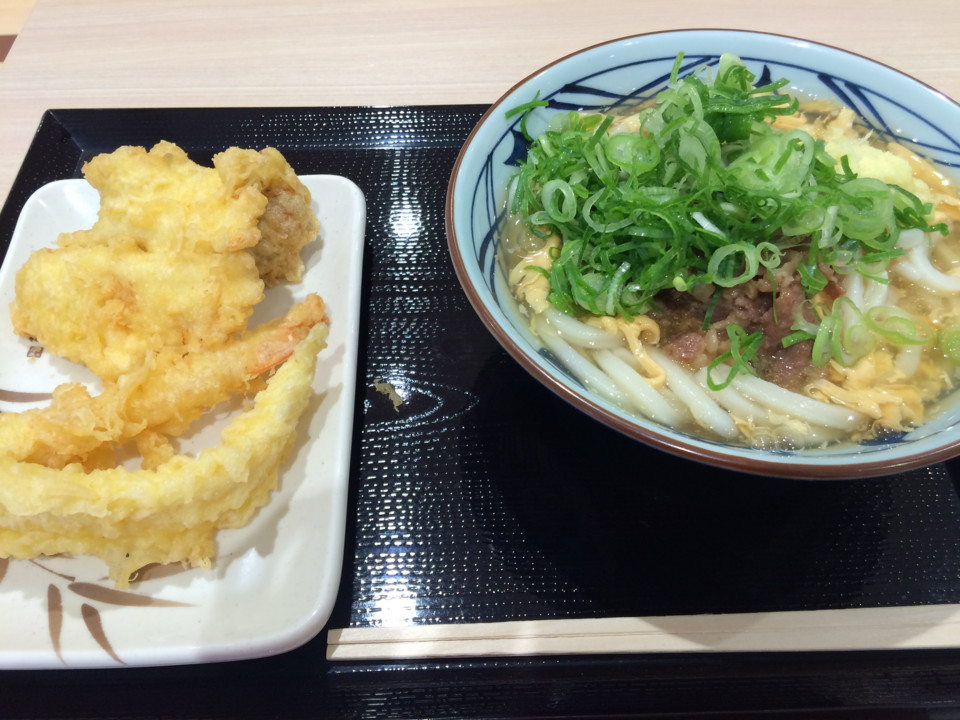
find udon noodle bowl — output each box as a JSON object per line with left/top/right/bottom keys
{"left": 501, "top": 53, "right": 960, "bottom": 451}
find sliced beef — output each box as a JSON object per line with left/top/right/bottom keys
{"left": 661, "top": 330, "right": 706, "bottom": 364}
{"left": 648, "top": 249, "right": 829, "bottom": 391}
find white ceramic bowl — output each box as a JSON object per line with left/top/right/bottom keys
{"left": 445, "top": 29, "right": 960, "bottom": 479}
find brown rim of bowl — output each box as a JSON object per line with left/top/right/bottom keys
{"left": 445, "top": 28, "right": 960, "bottom": 480}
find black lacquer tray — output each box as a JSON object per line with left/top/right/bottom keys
{"left": 2, "top": 107, "right": 960, "bottom": 718}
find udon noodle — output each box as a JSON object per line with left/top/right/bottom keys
{"left": 502, "top": 54, "right": 960, "bottom": 450}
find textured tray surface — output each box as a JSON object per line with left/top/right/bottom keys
{"left": 3, "top": 106, "right": 960, "bottom": 715}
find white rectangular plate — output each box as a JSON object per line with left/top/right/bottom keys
{"left": 0, "top": 175, "right": 365, "bottom": 668}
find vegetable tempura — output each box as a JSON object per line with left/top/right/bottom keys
{"left": 0, "top": 142, "right": 329, "bottom": 586}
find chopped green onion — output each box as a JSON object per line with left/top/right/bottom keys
{"left": 707, "top": 242, "right": 759, "bottom": 287}
{"left": 810, "top": 313, "right": 837, "bottom": 366}
{"left": 782, "top": 329, "right": 816, "bottom": 348}
{"left": 541, "top": 179, "right": 577, "bottom": 223}
{"left": 604, "top": 133, "right": 660, "bottom": 173}
{"left": 706, "top": 323, "right": 763, "bottom": 390}
{"left": 939, "top": 324, "right": 960, "bottom": 364}
{"left": 836, "top": 177, "right": 896, "bottom": 245}
{"left": 505, "top": 50, "right": 952, "bottom": 354}
{"left": 864, "top": 306, "right": 935, "bottom": 346}
{"left": 505, "top": 92, "right": 549, "bottom": 141}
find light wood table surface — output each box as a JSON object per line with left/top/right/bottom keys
{"left": 1, "top": 0, "right": 959, "bottom": 205}
{"left": 3, "top": 2, "right": 960, "bottom": 709}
